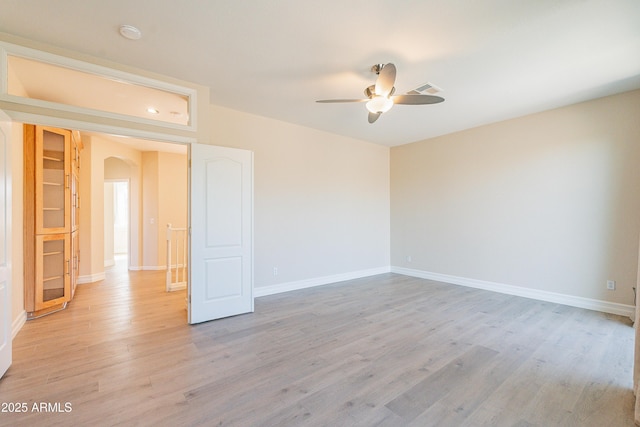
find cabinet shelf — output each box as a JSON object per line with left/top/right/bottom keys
{"left": 43, "top": 251, "right": 63, "bottom": 256}
{"left": 43, "top": 156, "right": 63, "bottom": 162}
{"left": 43, "top": 207, "right": 62, "bottom": 211}
{"left": 43, "top": 181, "right": 62, "bottom": 186}
{"left": 43, "top": 275, "right": 64, "bottom": 282}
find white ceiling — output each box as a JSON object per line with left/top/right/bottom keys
{"left": 83, "top": 132, "right": 187, "bottom": 155}
{"left": 1, "top": 0, "right": 639, "bottom": 147}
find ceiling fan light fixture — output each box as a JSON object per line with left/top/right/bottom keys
{"left": 366, "top": 96, "right": 393, "bottom": 114}
{"left": 316, "top": 63, "right": 443, "bottom": 123}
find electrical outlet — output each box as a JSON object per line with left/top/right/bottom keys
{"left": 407, "top": 256, "right": 412, "bottom": 262}
{"left": 273, "top": 267, "right": 278, "bottom": 276}
{"left": 606, "top": 280, "right": 616, "bottom": 290}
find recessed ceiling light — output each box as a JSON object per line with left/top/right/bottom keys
{"left": 147, "top": 107, "right": 159, "bottom": 114}
{"left": 119, "top": 25, "right": 142, "bottom": 40}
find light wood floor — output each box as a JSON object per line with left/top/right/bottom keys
{"left": 0, "top": 260, "right": 635, "bottom": 426}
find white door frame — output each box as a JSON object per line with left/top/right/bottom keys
{"left": 0, "top": 44, "right": 216, "bottom": 378}
{"left": 4, "top": 111, "right": 196, "bottom": 317}
{"left": 0, "top": 110, "right": 12, "bottom": 379}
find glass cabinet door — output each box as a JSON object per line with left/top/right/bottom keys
{"left": 35, "top": 127, "right": 71, "bottom": 234}
{"left": 35, "top": 233, "right": 70, "bottom": 310}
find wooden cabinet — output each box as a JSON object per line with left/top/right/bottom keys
{"left": 69, "top": 131, "right": 82, "bottom": 299}
{"left": 71, "top": 230, "right": 80, "bottom": 299}
{"left": 71, "top": 130, "right": 82, "bottom": 233}
{"left": 24, "top": 124, "right": 81, "bottom": 319}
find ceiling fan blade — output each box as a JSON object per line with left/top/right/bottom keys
{"left": 374, "top": 63, "right": 396, "bottom": 97}
{"left": 368, "top": 112, "right": 381, "bottom": 123}
{"left": 392, "top": 94, "right": 445, "bottom": 105}
{"left": 316, "top": 99, "right": 368, "bottom": 103}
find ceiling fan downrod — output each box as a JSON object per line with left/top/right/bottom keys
{"left": 371, "top": 64, "right": 386, "bottom": 75}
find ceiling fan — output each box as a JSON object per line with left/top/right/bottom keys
{"left": 316, "top": 63, "right": 445, "bottom": 123}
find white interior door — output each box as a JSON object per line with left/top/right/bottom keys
{"left": 189, "top": 143, "right": 253, "bottom": 324}
{"left": 0, "top": 115, "right": 12, "bottom": 378}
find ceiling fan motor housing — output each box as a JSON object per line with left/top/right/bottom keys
{"left": 365, "top": 85, "right": 395, "bottom": 99}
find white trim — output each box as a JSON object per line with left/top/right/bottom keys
{"left": 129, "top": 265, "right": 166, "bottom": 271}
{"left": 143, "top": 265, "right": 166, "bottom": 271}
{"left": 0, "top": 111, "right": 12, "bottom": 377}
{"left": 129, "top": 265, "right": 167, "bottom": 271}
{"left": 392, "top": 266, "right": 635, "bottom": 318}
{"left": 0, "top": 42, "right": 198, "bottom": 132}
{"left": 254, "top": 266, "right": 391, "bottom": 298}
{"left": 104, "top": 259, "right": 115, "bottom": 268}
{"left": 167, "top": 263, "right": 187, "bottom": 269}
{"left": 2, "top": 111, "right": 196, "bottom": 145}
{"left": 11, "top": 311, "right": 25, "bottom": 340}
{"left": 77, "top": 272, "right": 106, "bottom": 284}
{"left": 168, "top": 282, "right": 187, "bottom": 292}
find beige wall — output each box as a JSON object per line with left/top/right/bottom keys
{"left": 209, "top": 105, "right": 391, "bottom": 288}
{"left": 391, "top": 89, "right": 640, "bottom": 306}
{"left": 157, "top": 152, "right": 187, "bottom": 267}
{"left": 140, "top": 151, "right": 187, "bottom": 268}
{"left": 105, "top": 156, "right": 132, "bottom": 180}
{"left": 103, "top": 182, "right": 115, "bottom": 267}
{"left": 141, "top": 152, "right": 159, "bottom": 268}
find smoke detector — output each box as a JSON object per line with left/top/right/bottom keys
{"left": 119, "top": 25, "right": 142, "bottom": 40}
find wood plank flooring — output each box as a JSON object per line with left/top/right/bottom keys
{"left": 0, "top": 261, "right": 635, "bottom": 426}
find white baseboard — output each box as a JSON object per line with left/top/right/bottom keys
{"left": 104, "top": 259, "right": 115, "bottom": 268}
{"left": 129, "top": 265, "right": 166, "bottom": 271}
{"left": 391, "top": 266, "right": 635, "bottom": 318}
{"left": 12, "top": 310, "right": 26, "bottom": 340}
{"left": 254, "top": 266, "right": 391, "bottom": 298}
{"left": 77, "top": 272, "right": 106, "bottom": 284}
{"left": 168, "top": 282, "right": 187, "bottom": 292}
